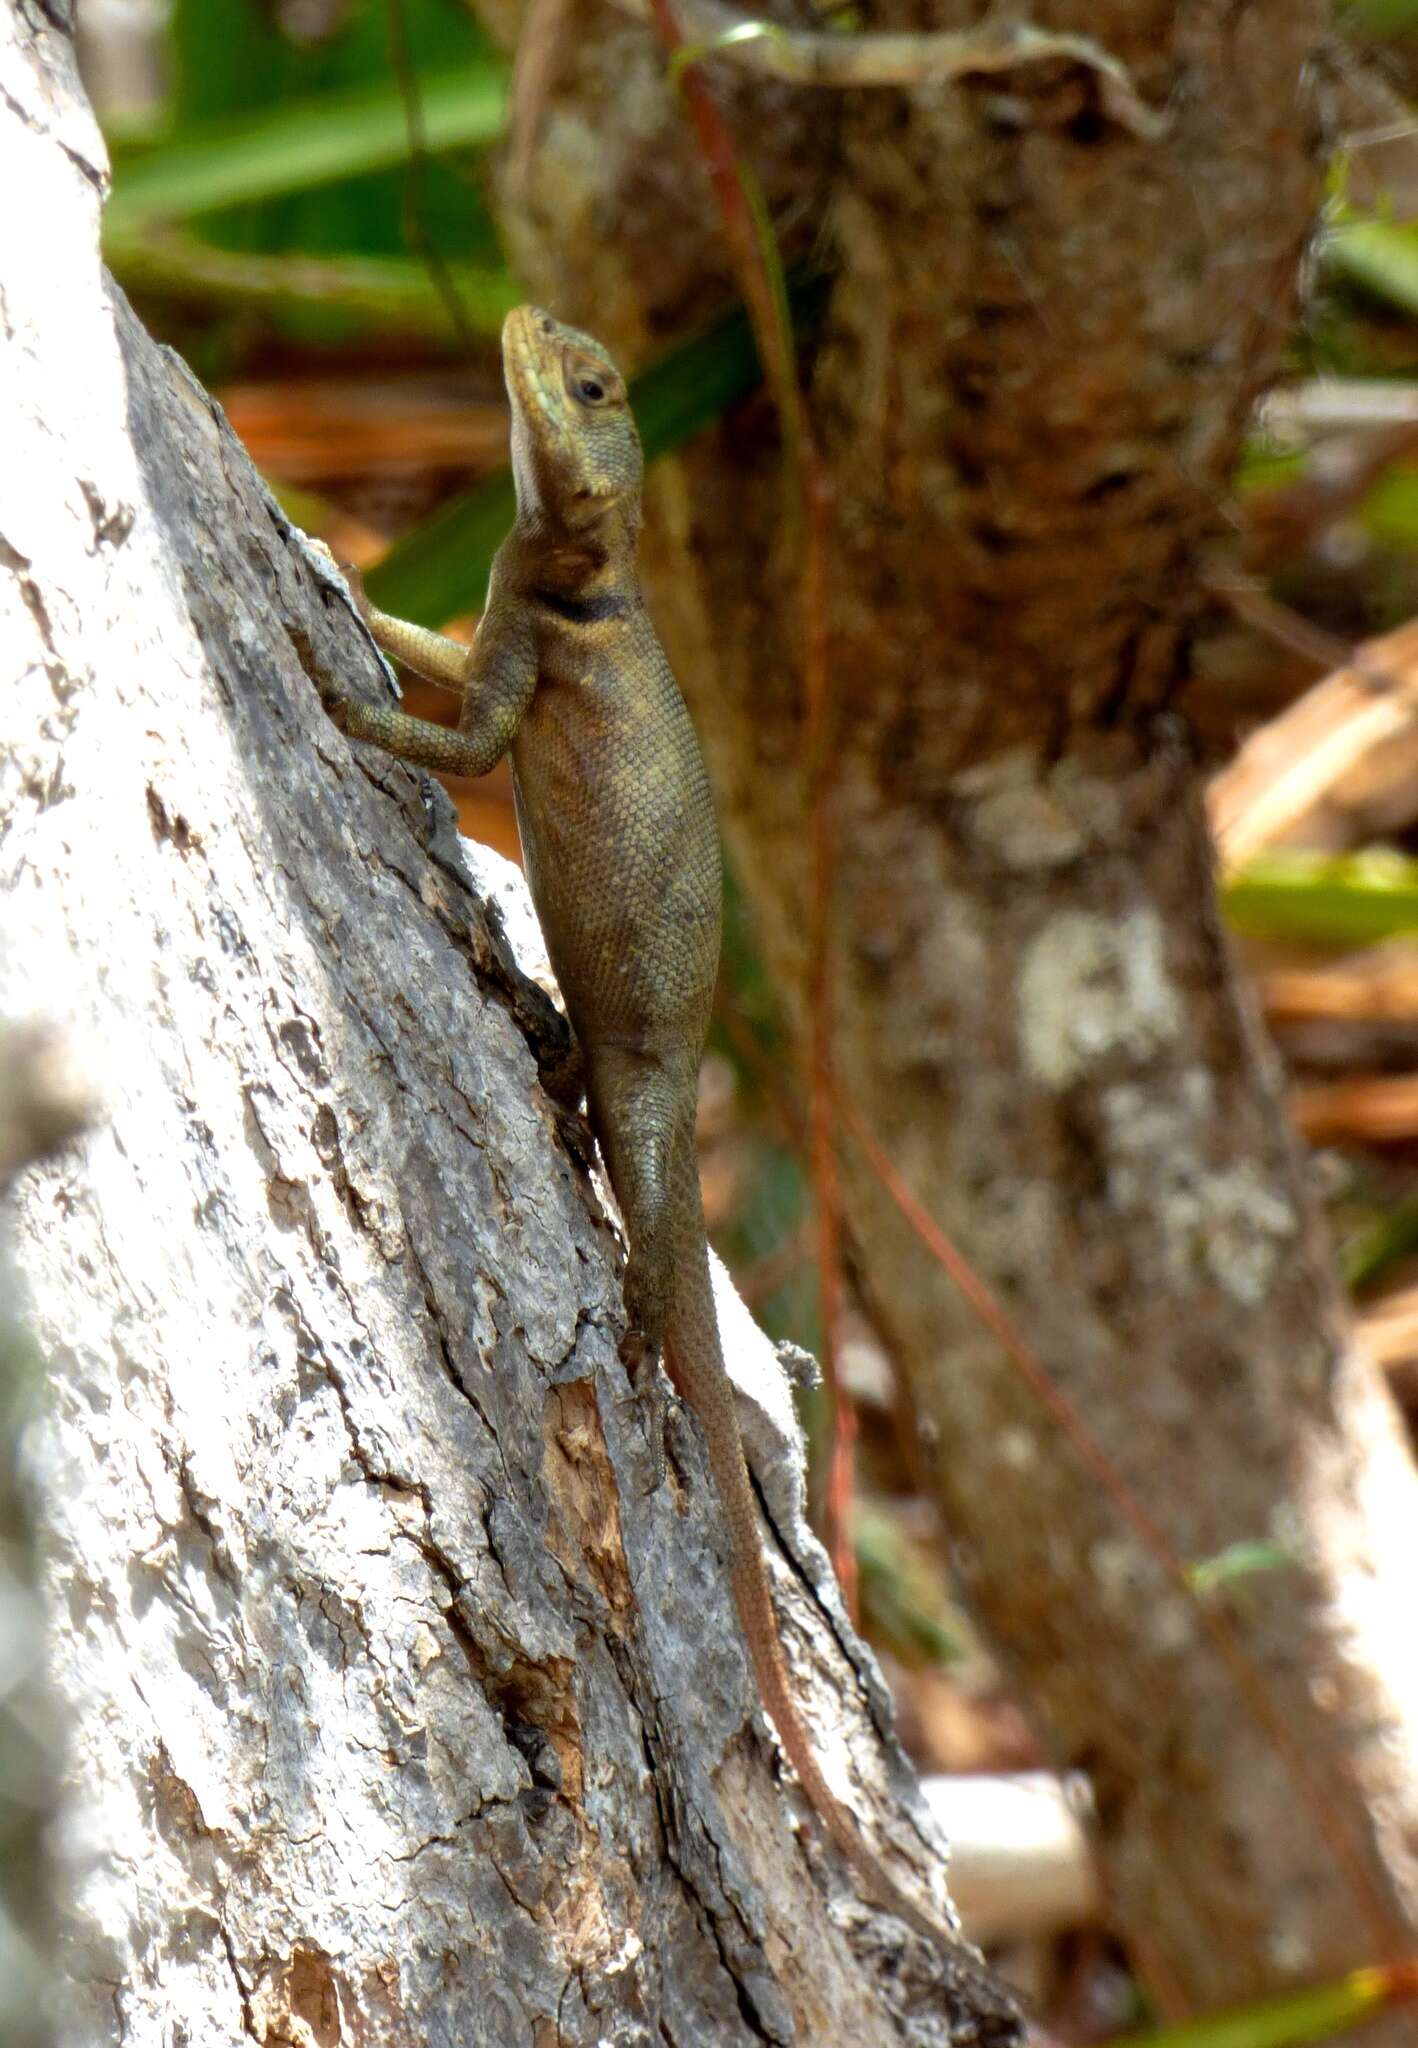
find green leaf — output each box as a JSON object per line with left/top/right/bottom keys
{"left": 105, "top": 64, "right": 505, "bottom": 236}
{"left": 1223, "top": 851, "right": 1418, "bottom": 947}
{"left": 1327, "top": 218, "right": 1418, "bottom": 318}
{"left": 1234, "top": 440, "right": 1307, "bottom": 496}
{"left": 1184, "top": 1540, "right": 1293, "bottom": 1597}
{"left": 855, "top": 1508, "right": 964, "bottom": 1667}
{"left": 1109, "top": 1967, "right": 1408, "bottom": 2048}
{"left": 135, "top": 0, "right": 507, "bottom": 285}
{"left": 1360, "top": 464, "right": 1418, "bottom": 549}
{"left": 1337, "top": 0, "right": 1418, "bottom": 32}
{"left": 1341, "top": 1187, "right": 1418, "bottom": 1290}
{"left": 364, "top": 469, "right": 518, "bottom": 626}
{"left": 364, "top": 273, "right": 831, "bottom": 623}
{"left": 106, "top": 234, "right": 516, "bottom": 338}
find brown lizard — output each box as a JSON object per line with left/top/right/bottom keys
{"left": 313, "top": 304, "right": 948, "bottom": 1945}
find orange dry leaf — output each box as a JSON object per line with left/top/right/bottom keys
{"left": 1291, "top": 1074, "right": 1418, "bottom": 1145}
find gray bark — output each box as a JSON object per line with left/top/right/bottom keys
{"left": 0, "top": 9, "right": 1016, "bottom": 2042}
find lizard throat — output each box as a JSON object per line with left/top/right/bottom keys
{"left": 531, "top": 587, "right": 633, "bottom": 625}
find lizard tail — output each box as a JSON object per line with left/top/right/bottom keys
{"left": 664, "top": 1143, "right": 946, "bottom": 1945}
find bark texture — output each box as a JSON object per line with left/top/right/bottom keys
{"left": 0, "top": 11, "right": 1017, "bottom": 2043}
{"left": 485, "top": 0, "right": 1418, "bottom": 2018}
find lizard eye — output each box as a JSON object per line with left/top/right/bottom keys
{"left": 576, "top": 374, "right": 607, "bottom": 405}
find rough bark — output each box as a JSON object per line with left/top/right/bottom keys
{"left": 485, "top": 0, "right": 1418, "bottom": 2019}
{"left": 0, "top": 11, "right": 1019, "bottom": 2043}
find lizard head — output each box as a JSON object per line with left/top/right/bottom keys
{"left": 502, "top": 306, "right": 643, "bottom": 537}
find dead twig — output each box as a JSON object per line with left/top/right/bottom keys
{"left": 1208, "top": 615, "right": 1418, "bottom": 870}
{"left": 1208, "top": 576, "right": 1351, "bottom": 673}
{"left": 505, "top": 0, "right": 573, "bottom": 196}
{"left": 610, "top": 0, "right": 1165, "bottom": 138}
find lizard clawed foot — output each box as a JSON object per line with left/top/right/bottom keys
{"left": 619, "top": 1327, "right": 668, "bottom": 1491}
{"left": 338, "top": 558, "right": 374, "bottom": 623}
{"left": 309, "top": 537, "right": 375, "bottom": 622}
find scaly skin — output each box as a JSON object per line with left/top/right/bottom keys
{"left": 318, "top": 305, "right": 946, "bottom": 1945}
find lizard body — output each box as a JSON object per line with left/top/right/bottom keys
{"left": 318, "top": 305, "right": 945, "bottom": 1946}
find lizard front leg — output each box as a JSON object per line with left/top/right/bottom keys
{"left": 356, "top": 589, "right": 470, "bottom": 696}
{"left": 322, "top": 584, "right": 537, "bottom": 781}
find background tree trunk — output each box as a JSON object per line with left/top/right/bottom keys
{"left": 1, "top": 10, "right": 1019, "bottom": 2042}
{"left": 484, "top": 0, "right": 1418, "bottom": 2020}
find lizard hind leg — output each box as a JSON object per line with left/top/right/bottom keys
{"left": 585, "top": 1048, "right": 690, "bottom": 1489}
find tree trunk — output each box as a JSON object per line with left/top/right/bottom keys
{"left": 485, "top": 0, "right": 1418, "bottom": 2019}
{"left": 0, "top": 12, "right": 1018, "bottom": 2043}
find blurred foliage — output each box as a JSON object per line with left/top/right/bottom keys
{"left": 106, "top": 64, "right": 503, "bottom": 235}
{"left": 1224, "top": 852, "right": 1418, "bottom": 947}
{"left": 1112, "top": 1967, "right": 1416, "bottom": 2048}
{"left": 1340, "top": 0, "right": 1418, "bottom": 30}
{"left": 1341, "top": 1184, "right": 1418, "bottom": 1288}
{"left": 1329, "top": 220, "right": 1418, "bottom": 325}
{"left": 1359, "top": 462, "right": 1418, "bottom": 550}
{"left": 105, "top": 0, "right": 511, "bottom": 351}
{"left": 855, "top": 1508, "right": 964, "bottom": 1667}
{"left": 1184, "top": 1540, "right": 1295, "bottom": 1599}
{"left": 1232, "top": 442, "right": 1307, "bottom": 497}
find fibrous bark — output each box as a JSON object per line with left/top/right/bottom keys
{"left": 0, "top": 9, "right": 1017, "bottom": 2042}
{"left": 485, "top": 0, "right": 1418, "bottom": 2018}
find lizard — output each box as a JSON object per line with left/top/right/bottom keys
{"left": 311, "top": 303, "right": 949, "bottom": 1948}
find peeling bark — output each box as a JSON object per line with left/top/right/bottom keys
{"left": 0, "top": 11, "right": 1018, "bottom": 2043}
{"left": 483, "top": 0, "right": 1418, "bottom": 2018}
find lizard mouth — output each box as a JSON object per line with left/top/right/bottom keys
{"left": 504, "top": 303, "right": 550, "bottom": 345}
{"left": 502, "top": 304, "right": 560, "bottom": 421}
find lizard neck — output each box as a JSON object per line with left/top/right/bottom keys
{"left": 513, "top": 508, "right": 639, "bottom": 601}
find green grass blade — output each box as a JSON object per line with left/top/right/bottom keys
{"left": 1341, "top": 1187, "right": 1418, "bottom": 1291}
{"left": 105, "top": 63, "right": 505, "bottom": 234}
{"left": 1184, "top": 1539, "right": 1293, "bottom": 1597}
{"left": 1338, "top": 0, "right": 1418, "bottom": 32}
{"left": 365, "top": 272, "right": 830, "bottom": 623}
{"left": 1327, "top": 218, "right": 1418, "bottom": 318}
{"left": 1108, "top": 1967, "right": 1409, "bottom": 2048}
{"left": 1223, "top": 851, "right": 1418, "bottom": 947}
{"left": 106, "top": 233, "right": 516, "bottom": 337}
